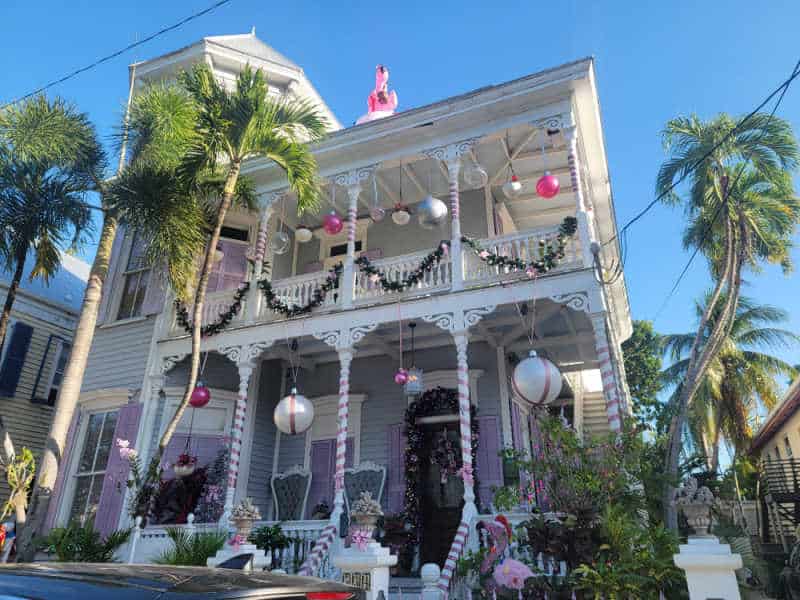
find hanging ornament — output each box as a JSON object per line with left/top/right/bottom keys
{"left": 392, "top": 204, "right": 411, "bottom": 226}
{"left": 536, "top": 172, "right": 560, "bottom": 199}
{"left": 270, "top": 230, "right": 290, "bottom": 255}
{"left": 511, "top": 350, "right": 562, "bottom": 406}
{"left": 323, "top": 212, "right": 343, "bottom": 235}
{"left": 503, "top": 174, "right": 523, "bottom": 199}
{"left": 274, "top": 387, "right": 315, "bottom": 435}
{"left": 404, "top": 322, "right": 423, "bottom": 395}
{"left": 295, "top": 225, "right": 313, "bottom": 243}
{"left": 394, "top": 368, "right": 409, "bottom": 385}
{"left": 416, "top": 195, "right": 448, "bottom": 230}
{"left": 464, "top": 157, "right": 488, "bottom": 188}
{"left": 190, "top": 381, "right": 211, "bottom": 408}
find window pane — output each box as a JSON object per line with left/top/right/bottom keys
{"left": 69, "top": 476, "right": 92, "bottom": 524}
{"left": 94, "top": 411, "right": 118, "bottom": 471}
{"left": 78, "top": 414, "right": 104, "bottom": 473}
{"left": 126, "top": 232, "right": 148, "bottom": 270}
{"left": 86, "top": 474, "right": 104, "bottom": 524}
{"left": 117, "top": 271, "right": 149, "bottom": 320}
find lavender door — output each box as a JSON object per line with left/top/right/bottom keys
{"left": 208, "top": 240, "right": 248, "bottom": 292}
{"left": 475, "top": 416, "right": 502, "bottom": 511}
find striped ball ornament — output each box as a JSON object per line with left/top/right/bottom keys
{"left": 274, "top": 387, "right": 315, "bottom": 435}
{"left": 512, "top": 350, "right": 562, "bottom": 406}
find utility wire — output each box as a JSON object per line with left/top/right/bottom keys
{"left": 605, "top": 58, "right": 800, "bottom": 249}
{"left": 0, "top": 0, "right": 235, "bottom": 110}
{"left": 652, "top": 58, "right": 800, "bottom": 321}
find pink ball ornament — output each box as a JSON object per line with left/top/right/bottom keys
{"left": 394, "top": 368, "right": 409, "bottom": 385}
{"left": 190, "top": 382, "right": 210, "bottom": 408}
{"left": 511, "top": 350, "right": 563, "bottom": 406}
{"left": 323, "top": 212, "right": 343, "bottom": 235}
{"left": 536, "top": 172, "right": 560, "bottom": 199}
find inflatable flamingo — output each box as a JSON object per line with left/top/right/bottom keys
{"left": 356, "top": 64, "right": 398, "bottom": 125}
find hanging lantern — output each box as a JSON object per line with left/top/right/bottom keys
{"left": 394, "top": 368, "right": 409, "bottom": 385}
{"left": 464, "top": 161, "right": 488, "bottom": 188}
{"left": 403, "top": 323, "right": 423, "bottom": 394}
{"left": 416, "top": 195, "right": 448, "bottom": 230}
{"left": 511, "top": 350, "right": 562, "bottom": 406}
{"left": 323, "top": 212, "right": 344, "bottom": 235}
{"left": 190, "top": 381, "right": 211, "bottom": 408}
{"left": 502, "top": 175, "right": 523, "bottom": 199}
{"left": 295, "top": 225, "right": 313, "bottom": 243}
{"left": 270, "top": 230, "right": 290, "bottom": 255}
{"left": 370, "top": 206, "right": 386, "bottom": 222}
{"left": 274, "top": 387, "right": 315, "bottom": 435}
{"left": 536, "top": 172, "right": 560, "bottom": 199}
{"left": 392, "top": 204, "right": 410, "bottom": 226}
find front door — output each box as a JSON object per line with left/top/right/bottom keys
{"left": 419, "top": 421, "right": 464, "bottom": 568}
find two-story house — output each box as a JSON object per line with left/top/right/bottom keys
{"left": 46, "top": 31, "right": 632, "bottom": 590}
{"left": 0, "top": 252, "right": 88, "bottom": 502}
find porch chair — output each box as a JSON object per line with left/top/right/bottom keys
{"left": 271, "top": 465, "right": 312, "bottom": 521}
{"left": 343, "top": 461, "right": 387, "bottom": 513}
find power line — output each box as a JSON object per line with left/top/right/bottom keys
{"left": 0, "top": 0, "right": 235, "bottom": 110}
{"left": 606, "top": 58, "right": 800, "bottom": 249}
{"left": 652, "top": 58, "right": 800, "bottom": 322}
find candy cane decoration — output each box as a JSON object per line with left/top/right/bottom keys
{"left": 591, "top": 314, "right": 621, "bottom": 433}
{"left": 334, "top": 349, "right": 352, "bottom": 500}
{"left": 438, "top": 518, "right": 471, "bottom": 596}
{"left": 453, "top": 332, "right": 475, "bottom": 503}
{"left": 223, "top": 363, "right": 253, "bottom": 517}
{"left": 298, "top": 523, "right": 337, "bottom": 576}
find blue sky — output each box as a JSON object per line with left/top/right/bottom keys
{"left": 2, "top": 0, "right": 799, "bottom": 370}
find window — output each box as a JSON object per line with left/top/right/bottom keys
{"left": 116, "top": 232, "right": 150, "bottom": 320}
{"left": 47, "top": 342, "right": 71, "bottom": 405}
{"left": 774, "top": 446, "right": 782, "bottom": 461}
{"left": 208, "top": 229, "right": 250, "bottom": 292}
{"left": 785, "top": 436, "right": 794, "bottom": 458}
{"left": 68, "top": 410, "right": 118, "bottom": 526}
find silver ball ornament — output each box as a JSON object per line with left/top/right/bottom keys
{"left": 416, "top": 195, "right": 448, "bottom": 229}
{"left": 270, "top": 231, "right": 290, "bottom": 255}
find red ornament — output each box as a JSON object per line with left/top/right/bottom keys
{"left": 394, "top": 368, "right": 409, "bottom": 385}
{"left": 323, "top": 212, "right": 343, "bottom": 235}
{"left": 536, "top": 172, "right": 560, "bottom": 199}
{"left": 190, "top": 382, "right": 210, "bottom": 408}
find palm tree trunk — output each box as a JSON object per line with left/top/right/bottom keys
{"left": 15, "top": 214, "right": 118, "bottom": 561}
{"left": 710, "top": 423, "right": 721, "bottom": 475}
{"left": 156, "top": 162, "right": 241, "bottom": 457}
{"left": 0, "top": 251, "right": 27, "bottom": 355}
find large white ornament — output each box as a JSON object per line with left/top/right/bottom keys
{"left": 274, "top": 388, "right": 315, "bottom": 435}
{"left": 416, "top": 195, "right": 449, "bottom": 229}
{"left": 511, "top": 350, "right": 562, "bottom": 406}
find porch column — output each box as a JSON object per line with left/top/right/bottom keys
{"left": 247, "top": 192, "right": 279, "bottom": 322}
{"left": 564, "top": 126, "right": 596, "bottom": 269}
{"left": 452, "top": 330, "right": 476, "bottom": 509}
{"left": 590, "top": 312, "right": 622, "bottom": 434}
{"left": 342, "top": 183, "right": 361, "bottom": 308}
{"left": 445, "top": 157, "right": 464, "bottom": 291}
{"left": 332, "top": 347, "right": 353, "bottom": 524}
{"left": 221, "top": 360, "right": 254, "bottom": 522}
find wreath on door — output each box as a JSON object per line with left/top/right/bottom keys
{"left": 402, "top": 386, "right": 479, "bottom": 544}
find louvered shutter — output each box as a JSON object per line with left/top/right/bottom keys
{"left": 0, "top": 322, "right": 33, "bottom": 397}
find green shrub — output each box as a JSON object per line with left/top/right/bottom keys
{"left": 39, "top": 518, "right": 131, "bottom": 562}
{"left": 154, "top": 527, "right": 227, "bottom": 566}
{"left": 249, "top": 523, "right": 290, "bottom": 555}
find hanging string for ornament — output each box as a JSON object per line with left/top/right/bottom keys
{"left": 394, "top": 301, "right": 408, "bottom": 385}
{"left": 393, "top": 161, "right": 410, "bottom": 225}
{"left": 271, "top": 195, "right": 290, "bottom": 254}
{"left": 323, "top": 181, "right": 344, "bottom": 235}
{"left": 274, "top": 331, "right": 314, "bottom": 435}
{"left": 536, "top": 130, "right": 560, "bottom": 199}
{"left": 418, "top": 159, "right": 448, "bottom": 229}
{"left": 502, "top": 130, "right": 523, "bottom": 199}
{"left": 370, "top": 173, "right": 386, "bottom": 222}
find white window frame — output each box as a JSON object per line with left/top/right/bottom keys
{"left": 159, "top": 386, "right": 237, "bottom": 439}
{"left": 113, "top": 231, "right": 151, "bottom": 322}
{"left": 0, "top": 318, "right": 15, "bottom": 367}
{"left": 56, "top": 389, "right": 130, "bottom": 527}
{"left": 303, "top": 393, "right": 367, "bottom": 470}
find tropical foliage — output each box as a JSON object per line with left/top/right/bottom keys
{"left": 38, "top": 518, "right": 131, "bottom": 562}
{"left": 153, "top": 527, "right": 227, "bottom": 566}
{"left": 622, "top": 320, "right": 665, "bottom": 429}
{"left": 0, "top": 447, "right": 35, "bottom": 525}
{"left": 656, "top": 112, "right": 800, "bottom": 527}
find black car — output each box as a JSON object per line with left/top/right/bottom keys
{"left": 0, "top": 563, "right": 364, "bottom": 599}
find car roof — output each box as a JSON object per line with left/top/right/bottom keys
{"left": 0, "top": 563, "right": 357, "bottom": 599}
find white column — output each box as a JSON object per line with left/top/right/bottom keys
{"left": 331, "top": 347, "right": 353, "bottom": 525}
{"left": 564, "top": 126, "right": 595, "bottom": 269}
{"left": 248, "top": 195, "right": 277, "bottom": 322}
{"left": 590, "top": 312, "right": 622, "bottom": 434}
{"left": 452, "top": 331, "right": 476, "bottom": 509}
{"left": 342, "top": 184, "right": 361, "bottom": 308}
{"left": 674, "top": 537, "right": 743, "bottom": 599}
{"left": 222, "top": 360, "right": 255, "bottom": 523}
{"left": 445, "top": 157, "right": 464, "bottom": 291}
{"left": 496, "top": 345, "right": 513, "bottom": 449}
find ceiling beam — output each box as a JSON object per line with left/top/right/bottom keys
{"left": 272, "top": 347, "right": 317, "bottom": 373}
{"left": 375, "top": 173, "right": 401, "bottom": 207}
{"left": 488, "top": 128, "right": 539, "bottom": 187}
{"left": 402, "top": 164, "right": 426, "bottom": 197}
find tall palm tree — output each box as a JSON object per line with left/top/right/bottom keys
{"left": 0, "top": 96, "right": 101, "bottom": 352}
{"left": 656, "top": 113, "right": 800, "bottom": 528}
{"left": 109, "top": 64, "right": 327, "bottom": 461}
{"left": 662, "top": 294, "right": 798, "bottom": 474}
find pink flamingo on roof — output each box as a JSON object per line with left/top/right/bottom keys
{"left": 357, "top": 65, "right": 399, "bottom": 125}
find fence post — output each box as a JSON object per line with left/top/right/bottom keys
{"left": 674, "top": 536, "right": 742, "bottom": 600}
{"left": 127, "top": 516, "right": 142, "bottom": 564}
{"left": 421, "top": 563, "right": 443, "bottom": 600}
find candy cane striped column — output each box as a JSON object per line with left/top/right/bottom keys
{"left": 590, "top": 313, "right": 622, "bottom": 433}
{"left": 248, "top": 197, "right": 276, "bottom": 321}
{"left": 333, "top": 348, "right": 353, "bottom": 513}
{"left": 298, "top": 523, "right": 337, "bottom": 576}
{"left": 222, "top": 363, "right": 254, "bottom": 523}
{"left": 564, "top": 127, "right": 595, "bottom": 269}
{"left": 446, "top": 158, "right": 463, "bottom": 291}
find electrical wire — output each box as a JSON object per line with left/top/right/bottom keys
{"left": 1, "top": 0, "right": 235, "bottom": 109}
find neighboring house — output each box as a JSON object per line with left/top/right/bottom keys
{"left": 750, "top": 376, "right": 800, "bottom": 554}
{"left": 48, "top": 31, "right": 632, "bottom": 586}
{"left": 0, "top": 252, "right": 88, "bottom": 502}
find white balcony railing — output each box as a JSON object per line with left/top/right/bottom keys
{"left": 258, "top": 270, "right": 340, "bottom": 322}
{"left": 354, "top": 248, "right": 452, "bottom": 304}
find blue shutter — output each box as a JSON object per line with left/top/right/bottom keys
{"left": 0, "top": 322, "right": 33, "bottom": 397}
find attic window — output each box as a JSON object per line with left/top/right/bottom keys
{"left": 221, "top": 226, "right": 249, "bottom": 242}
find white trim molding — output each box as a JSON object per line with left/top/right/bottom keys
{"left": 417, "top": 369, "right": 484, "bottom": 407}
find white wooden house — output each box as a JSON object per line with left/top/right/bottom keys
{"left": 47, "top": 31, "right": 632, "bottom": 590}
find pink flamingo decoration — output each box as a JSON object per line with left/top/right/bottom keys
{"left": 357, "top": 65, "right": 399, "bottom": 124}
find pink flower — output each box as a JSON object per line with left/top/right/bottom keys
{"left": 493, "top": 558, "right": 534, "bottom": 590}
{"left": 350, "top": 527, "right": 372, "bottom": 551}
{"left": 228, "top": 534, "right": 245, "bottom": 550}
{"left": 479, "top": 250, "right": 490, "bottom": 259}
{"left": 117, "top": 439, "right": 138, "bottom": 461}
{"left": 440, "top": 242, "right": 449, "bottom": 256}
{"left": 525, "top": 266, "right": 537, "bottom": 278}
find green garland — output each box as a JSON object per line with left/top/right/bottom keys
{"left": 355, "top": 241, "right": 450, "bottom": 292}
{"left": 462, "top": 216, "right": 578, "bottom": 274}
{"left": 175, "top": 282, "right": 250, "bottom": 337}
{"left": 257, "top": 263, "right": 343, "bottom": 318}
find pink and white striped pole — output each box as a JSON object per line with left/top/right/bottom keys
{"left": 222, "top": 362, "right": 254, "bottom": 522}
{"left": 564, "top": 127, "right": 595, "bottom": 270}
{"left": 446, "top": 158, "right": 463, "bottom": 291}
{"left": 590, "top": 313, "right": 622, "bottom": 433}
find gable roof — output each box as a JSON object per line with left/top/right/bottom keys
{"left": 203, "top": 31, "right": 300, "bottom": 72}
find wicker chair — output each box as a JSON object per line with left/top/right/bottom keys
{"left": 271, "top": 465, "right": 312, "bottom": 521}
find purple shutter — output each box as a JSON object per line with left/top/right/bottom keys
{"left": 475, "top": 416, "right": 502, "bottom": 510}
{"left": 511, "top": 402, "right": 523, "bottom": 452}
{"left": 387, "top": 424, "right": 407, "bottom": 514}
{"left": 94, "top": 403, "right": 142, "bottom": 537}
{"left": 307, "top": 439, "right": 336, "bottom": 518}
{"left": 43, "top": 410, "right": 81, "bottom": 531}
{"left": 97, "top": 225, "right": 127, "bottom": 323}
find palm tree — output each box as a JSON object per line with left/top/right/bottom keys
{"left": 656, "top": 113, "right": 800, "bottom": 527}
{"left": 0, "top": 96, "right": 101, "bottom": 352}
{"left": 662, "top": 294, "right": 798, "bottom": 475}
{"left": 109, "top": 64, "right": 327, "bottom": 461}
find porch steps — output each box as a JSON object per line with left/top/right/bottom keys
{"left": 582, "top": 392, "right": 611, "bottom": 441}
{"left": 389, "top": 576, "right": 423, "bottom": 599}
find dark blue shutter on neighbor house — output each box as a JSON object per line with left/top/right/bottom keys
{"left": 0, "top": 322, "right": 33, "bottom": 397}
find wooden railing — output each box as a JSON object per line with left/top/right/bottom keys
{"left": 353, "top": 248, "right": 452, "bottom": 304}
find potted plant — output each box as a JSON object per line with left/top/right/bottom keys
{"left": 174, "top": 453, "right": 198, "bottom": 478}
{"left": 349, "top": 492, "right": 383, "bottom": 550}
{"left": 249, "top": 523, "right": 290, "bottom": 568}
{"left": 231, "top": 498, "right": 261, "bottom": 538}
